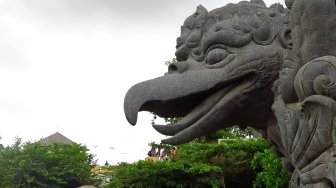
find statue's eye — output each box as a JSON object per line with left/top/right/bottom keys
{"left": 206, "top": 48, "right": 230, "bottom": 65}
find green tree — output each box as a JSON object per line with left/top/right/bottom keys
{"left": 105, "top": 160, "right": 222, "bottom": 188}
{"left": 251, "top": 149, "right": 291, "bottom": 188}
{"left": 0, "top": 138, "right": 98, "bottom": 188}
{"left": 176, "top": 139, "right": 270, "bottom": 187}
{"left": 104, "top": 139, "right": 278, "bottom": 188}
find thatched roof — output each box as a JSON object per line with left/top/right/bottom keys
{"left": 40, "top": 132, "right": 75, "bottom": 145}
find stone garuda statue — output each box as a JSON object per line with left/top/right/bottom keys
{"left": 123, "top": 0, "right": 336, "bottom": 187}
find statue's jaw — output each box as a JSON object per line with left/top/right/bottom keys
{"left": 124, "top": 70, "right": 257, "bottom": 145}
{"left": 152, "top": 84, "right": 236, "bottom": 136}
{"left": 158, "top": 77, "right": 256, "bottom": 145}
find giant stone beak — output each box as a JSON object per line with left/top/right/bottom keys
{"left": 124, "top": 68, "right": 229, "bottom": 126}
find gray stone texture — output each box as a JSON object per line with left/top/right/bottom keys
{"left": 124, "top": 0, "right": 336, "bottom": 187}
{"left": 124, "top": 1, "right": 289, "bottom": 146}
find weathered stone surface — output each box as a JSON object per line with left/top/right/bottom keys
{"left": 272, "top": 0, "right": 336, "bottom": 186}
{"left": 124, "top": 0, "right": 290, "bottom": 147}
{"left": 123, "top": 0, "right": 336, "bottom": 187}
{"left": 289, "top": 0, "right": 336, "bottom": 64}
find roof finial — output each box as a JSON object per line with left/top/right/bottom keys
{"left": 56, "top": 120, "right": 59, "bottom": 133}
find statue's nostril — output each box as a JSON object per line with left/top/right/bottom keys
{"left": 168, "top": 64, "right": 179, "bottom": 73}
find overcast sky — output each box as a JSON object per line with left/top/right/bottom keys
{"left": 0, "top": 0, "right": 285, "bottom": 164}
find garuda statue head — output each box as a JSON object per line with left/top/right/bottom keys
{"left": 124, "top": 0, "right": 292, "bottom": 145}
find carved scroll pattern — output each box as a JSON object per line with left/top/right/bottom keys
{"left": 273, "top": 56, "right": 336, "bottom": 187}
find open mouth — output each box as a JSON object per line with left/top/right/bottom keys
{"left": 123, "top": 59, "right": 259, "bottom": 145}
{"left": 152, "top": 85, "right": 235, "bottom": 136}
{"left": 153, "top": 75, "right": 257, "bottom": 145}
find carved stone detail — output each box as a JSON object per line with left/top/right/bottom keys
{"left": 123, "top": 0, "right": 336, "bottom": 187}
{"left": 274, "top": 56, "right": 336, "bottom": 187}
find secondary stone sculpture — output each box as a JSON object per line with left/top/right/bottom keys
{"left": 124, "top": 0, "right": 336, "bottom": 187}
{"left": 272, "top": 0, "right": 336, "bottom": 187}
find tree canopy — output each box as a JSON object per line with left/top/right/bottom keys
{"left": 104, "top": 138, "right": 290, "bottom": 188}
{"left": 0, "top": 138, "right": 98, "bottom": 188}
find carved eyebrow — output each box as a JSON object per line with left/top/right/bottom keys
{"left": 205, "top": 54, "right": 236, "bottom": 69}
{"left": 201, "top": 29, "right": 252, "bottom": 53}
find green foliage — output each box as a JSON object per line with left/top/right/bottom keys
{"left": 105, "top": 138, "right": 281, "bottom": 188}
{"left": 104, "top": 160, "right": 222, "bottom": 188}
{"left": 251, "top": 149, "right": 291, "bottom": 188}
{"left": 0, "top": 138, "right": 98, "bottom": 188}
{"left": 176, "top": 139, "right": 270, "bottom": 187}
{"left": 148, "top": 142, "right": 172, "bottom": 151}
{"left": 176, "top": 139, "right": 269, "bottom": 163}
